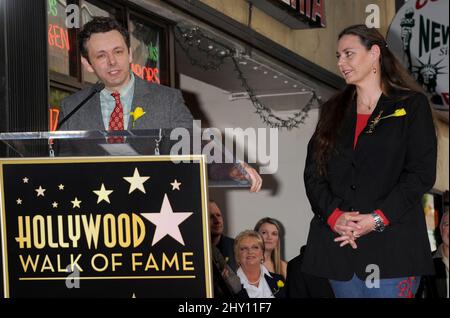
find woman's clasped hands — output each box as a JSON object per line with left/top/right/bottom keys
{"left": 333, "top": 212, "right": 376, "bottom": 249}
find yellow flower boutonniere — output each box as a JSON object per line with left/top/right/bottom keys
{"left": 130, "top": 106, "right": 145, "bottom": 128}
{"left": 380, "top": 108, "right": 407, "bottom": 119}
{"left": 365, "top": 108, "right": 407, "bottom": 134}
{"left": 272, "top": 279, "right": 285, "bottom": 296}
{"left": 277, "top": 280, "right": 285, "bottom": 288}
{"left": 130, "top": 106, "right": 146, "bottom": 128}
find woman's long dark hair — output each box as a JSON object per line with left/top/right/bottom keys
{"left": 313, "top": 24, "right": 423, "bottom": 175}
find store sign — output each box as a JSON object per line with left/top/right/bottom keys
{"left": 48, "top": 23, "right": 70, "bottom": 51}
{"left": 131, "top": 64, "right": 160, "bottom": 84}
{"left": 249, "top": 0, "right": 326, "bottom": 28}
{"left": 387, "top": 0, "right": 448, "bottom": 110}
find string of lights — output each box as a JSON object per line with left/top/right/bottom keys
{"left": 175, "top": 24, "right": 322, "bottom": 129}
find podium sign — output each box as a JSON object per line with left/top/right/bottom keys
{"left": 0, "top": 155, "right": 212, "bottom": 298}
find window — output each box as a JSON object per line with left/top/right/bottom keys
{"left": 129, "top": 13, "right": 167, "bottom": 85}
{"left": 47, "top": 0, "right": 173, "bottom": 110}
{"left": 47, "top": 0, "right": 71, "bottom": 76}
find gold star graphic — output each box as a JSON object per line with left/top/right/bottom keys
{"left": 35, "top": 186, "right": 46, "bottom": 197}
{"left": 16, "top": 198, "right": 22, "bottom": 205}
{"left": 93, "top": 183, "right": 113, "bottom": 204}
{"left": 58, "top": 184, "right": 65, "bottom": 190}
{"left": 22, "top": 177, "right": 29, "bottom": 183}
{"left": 52, "top": 202, "right": 58, "bottom": 208}
{"left": 71, "top": 197, "right": 82, "bottom": 208}
{"left": 123, "top": 168, "right": 150, "bottom": 194}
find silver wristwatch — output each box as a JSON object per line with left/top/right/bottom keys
{"left": 371, "top": 212, "right": 385, "bottom": 232}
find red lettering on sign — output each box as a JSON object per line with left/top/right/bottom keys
{"left": 131, "top": 63, "right": 160, "bottom": 84}
{"left": 290, "top": 0, "right": 296, "bottom": 9}
{"left": 311, "top": 0, "right": 326, "bottom": 27}
{"left": 299, "top": 0, "right": 306, "bottom": 15}
{"left": 416, "top": 0, "right": 438, "bottom": 10}
{"left": 48, "top": 24, "right": 70, "bottom": 51}
{"left": 442, "top": 92, "right": 449, "bottom": 105}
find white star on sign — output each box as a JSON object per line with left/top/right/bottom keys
{"left": 93, "top": 183, "right": 113, "bottom": 204}
{"left": 52, "top": 202, "right": 58, "bottom": 208}
{"left": 58, "top": 184, "right": 65, "bottom": 190}
{"left": 141, "top": 194, "right": 193, "bottom": 246}
{"left": 22, "top": 177, "right": 29, "bottom": 183}
{"left": 16, "top": 198, "right": 22, "bottom": 205}
{"left": 35, "top": 186, "right": 46, "bottom": 197}
{"left": 170, "top": 179, "right": 181, "bottom": 191}
{"left": 71, "top": 197, "right": 82, "bottom": 208}
{"left": 123, "top": 168, "right": 150, "bottom": 194}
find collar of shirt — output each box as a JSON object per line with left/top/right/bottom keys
{"left": 100, "top": 72, "right": 135, "bottom": 130}
{"left": 237, "top": 265, "right": 274, "bottom": 298}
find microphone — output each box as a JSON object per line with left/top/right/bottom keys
{"left": 212, "top": 246, "right": 242, "bottom": 294}
{"left": 57, "top": 81, "right": 105, "bottom": 130}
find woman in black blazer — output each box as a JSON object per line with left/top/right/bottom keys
{"left": 301, "top": 25, "right": 437, "bottom": 298}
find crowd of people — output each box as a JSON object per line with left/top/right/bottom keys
{"left": 209, "top": 199, "right": 448, "bottom": 299}
{"left": 60, "top": 17, "right": 447, "bottom": 299}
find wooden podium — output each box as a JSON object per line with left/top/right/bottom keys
{"left": 0, "top": 130, "right": 213, "bottom": 297}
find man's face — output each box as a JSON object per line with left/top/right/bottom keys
{"left": 209, "top": 202, "right": 224, "bottom": 236}
{"left": 82, "top": 30, "right": 132, "bottom": 91}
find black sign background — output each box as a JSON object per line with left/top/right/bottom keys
{"left": 0, "top": 156, "right": 211, "bottom": 298}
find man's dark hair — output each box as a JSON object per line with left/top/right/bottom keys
{"left": 79, "top": 16, "right": 130, "bottom": 61}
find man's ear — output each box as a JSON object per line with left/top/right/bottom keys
{"left": 81, "top": 56, "right": 95, "bottom": 73}
{"left": 128, "top": 48, "right": 133, "bottom": 64}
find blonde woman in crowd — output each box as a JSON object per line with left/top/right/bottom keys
{"left": 254, "top": 217, "right": 287, "bottom": 279}
{"left": 234, "top": 230, "right": 286, "bottom": 298}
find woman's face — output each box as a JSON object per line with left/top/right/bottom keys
{"left": 336, "top": 34, "right": 377, "bottom": 86}
{"left": 257, "top": 223, "right": 279, "bottom": 252}
{"left": 238, "top": 237, "right": 264, "bottom": 269}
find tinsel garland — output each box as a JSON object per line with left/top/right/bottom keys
{"left": 175, "top": 25, "right": 322, "bottom": 129}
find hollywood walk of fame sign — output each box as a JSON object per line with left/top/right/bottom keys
{"left": 0, "top": 155, "right": 212, "bottom": 298}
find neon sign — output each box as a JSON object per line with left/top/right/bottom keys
{"left": 148, "top": 42, "right": 159, "bottom": 63}
{"left": 131, "top": 64, "right": 160, "bottom": 84}
{"left": 48, "top": 23, "right": 70, "bottom": 51}
{"left": 48, "top": 0, "right": 58, "bottom": 17}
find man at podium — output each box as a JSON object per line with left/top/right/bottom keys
{"left": 58, "top": 16, "right": 262, "bottom": 192}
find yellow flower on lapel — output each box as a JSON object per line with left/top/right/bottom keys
{"left": 380, "top": 108, "right": 407, "bottom": 120}
{"left": 365, "top": 108, "right": 407, "bottom": 134}
{"left": 130, "top": 106, "right": 146, "bottom": 128}
{"left": 277, "top": 280, "right": 284, "bottom": 288}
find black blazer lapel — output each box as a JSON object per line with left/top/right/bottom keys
{"left": 264, "top": 273, "right": 286, "bottom": 298}
{"left": 265, "top": 274, "right": 277, "bottom": 291}
{"left": 339, "top": 101, "right": 357, "bottom": 151}
{"left": 354, "top": 94, "right": 402, "bottom": 163}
